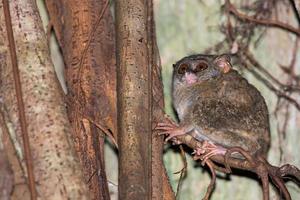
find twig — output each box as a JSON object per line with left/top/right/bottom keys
{"left": 289, "top": 0, "right": 300, "bottom": 27}
{"left": 225, "top": 0, "right": 300, "bottom": 36}
{"left": 279, "top": 37, "right": 299, "bottom": 82}
{"left": 175, "top": 145, "right": 187, "bottom": 199}
{"left": 2, "top": 0, "right": 37, "bottom": 199}
{"left": 65, "top": 94, "right": 118, "bottom": 148}
{"left": 82, "top": 116, "right": 118, "bottom": 149}
{"left": 244, "top": 50, "right": 300, "bottom": 93}
{"left": 202, "top": 160, "right": 217, "bottom": 200}
{"left": 238, "top": 52, "right": 300, "bottom": 111}
{"left": 274, "top": 99, "right": 290, "bottom": 162}
{"left": 279, "top": 164, "right": 300, "bottom": 181}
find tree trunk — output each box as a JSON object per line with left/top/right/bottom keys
{"left": 147, "top": 2, "right": 176, "bottom": 199}
{"left": 115, "top": 0, "right": 152, "bottom": 199}
{"left": 116, "top": 1, "right": 175, "bottom": 199}
{"left": 45, "top": 0, "right": 117, "bottom": 199}
{"left": 0, "top": 0, "right": 89, "bottom": 199}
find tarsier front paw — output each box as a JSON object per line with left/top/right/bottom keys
{"left": 154, "top": 120, "right": 187, "bottom": 142}
{"left": 193, "top": 141, "right": 227, "bottom": 165}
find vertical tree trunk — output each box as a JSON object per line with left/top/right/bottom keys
{"left": 45, "top": 1, "right": 117, "bottom": 199}
{"left": 115, "top": 0, "right": 152, "bottom": 199}
{"left": 0, "top": 0, "right": 89, "bottom": 199}
{"left": 147, "top": 2, "right": 176, "bottom": 199}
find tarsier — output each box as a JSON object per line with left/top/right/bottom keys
{"left": 156, "top": 54, "right": 271, "bottom": 162}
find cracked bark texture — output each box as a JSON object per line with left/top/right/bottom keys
{"left": 0, "top": 0, "right": 89, "bottom": 199}
{"left": 45, "top": 0, "right": 117, "bottom": 199}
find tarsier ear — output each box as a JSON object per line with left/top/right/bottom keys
{"left": 214, "top": 54, "right": 232, "bottom": 74}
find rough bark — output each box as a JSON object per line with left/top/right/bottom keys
{"left": 0, "top": 142, "right": 13, "bottom": 200}
{"left": 147, "top": 1, "right": 176, "bottom": 199}
{"left": 151, "top": 45, "right": 176, "bottom": 198}
{"left": 115, "top": 0, "right": 152, "bottom": 199}
{"left": 45, "top": 0, "right": 117, "bottom": 199}
{"left": 0, "top": 108, "right": 30, "bottom": 200}
{"left": 0, "top": 0, "right": 89, "bottom": 199}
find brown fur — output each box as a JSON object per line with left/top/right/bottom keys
{"left": 172, "top": 55, "right": 270, "bottom": 157}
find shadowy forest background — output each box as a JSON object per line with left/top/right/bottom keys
{"left": 0, "top": 0, "right": 299, "bottom": 200}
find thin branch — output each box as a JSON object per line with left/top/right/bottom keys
{"left": 225, "top": 0, "right": 300, "bottom": 36}
{"left": 238, "top": 52, "right": 300, "bottom": 111}
{"left": 289, "top": 0, "right": 300, "bottom": 27}
{"left": 279, "top": 164, "right": 300, "bottom": 181}
{"left": 244, "top": 50, "right": 300, "bottom": 93}
{"left": 66, "top": 95, "right": 118, "bottom": 148}
{"left": 270, "top": 174, "right": 291, "bottom": 200}
{"left": 202, "top": 160, "right": 217, "bottom": 200}
{"left": 279, "top": 37, "right": 299, "bottom": 82}
{"left": 82, "top": 117, "right": 118, "bottom": 148}
{"left": 175, "top": 146, "right": 187, "bottom": 199}
{"left": 2, "top": 0, "right": 37, "bottom": 199}
{"left": 179, "top": 134, "right": 296, "bottom": 200}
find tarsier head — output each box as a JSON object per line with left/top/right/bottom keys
{"left": 172, "top": 54, "right": 232, "bottom": 90}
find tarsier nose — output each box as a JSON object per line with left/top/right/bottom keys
{"left": 185, "top": 72, "right": 198, "bottom": 84}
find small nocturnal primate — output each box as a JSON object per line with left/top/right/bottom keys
{"left": 156, "top": 54, "right": 270, "bottom": 160}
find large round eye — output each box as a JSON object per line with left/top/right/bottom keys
{"left": 178, "top": 63, "right": 188, "bottom": 74}
{"left": 194, "top": 61, "right": 208, "bottom": 72}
